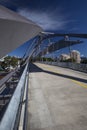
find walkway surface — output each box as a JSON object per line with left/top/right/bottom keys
{"left": 28, "top": 63, "right": 87, "bottom": 130}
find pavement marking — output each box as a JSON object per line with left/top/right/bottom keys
{"left": 37, "top": 64, "right": 87, "bottom": 89}
{"left": 43, "top": 67, "right": 61, "bottom": 73}
{"left": 46, "top": 67, "right": 87, "bottom": 89}
{"left": 45, "top": 67, "right": 87, "bottom": 89}
{"left": 71, "top": 80, "right": 87, "bottom": 89}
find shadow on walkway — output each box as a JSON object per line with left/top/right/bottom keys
{"left": 29, "top": 63, "right": 87, "bottom": 84}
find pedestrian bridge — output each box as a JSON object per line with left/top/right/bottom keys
{"left": 28, "top": 63, "right": 87, "bottom": 130}
{"left": 0, "top": 5, "right": 87, "bottom": 130}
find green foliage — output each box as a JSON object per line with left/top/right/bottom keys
{"left": 10, "top": 57, "right": 19, "bottom": 67}
{"left": 81, "top": 59, "right": 87, "bottom": 64}
{"left": 4, "top": 56, "right": 12, "bottom": 67}
{"left": 1, "top": 56, "right": 19, "bottom": 69}
{"left": 46, "top": 58, "right": 53, "bottom": 62}
{"left": 0, "top": 65, "right": 4, "bottom": 71}
{"left": 1, "top": 61, "right": 7, "bottom": 69}
{"left": 31, "top": 57, "right": 54, "bottom": 62}
{"left": 41, "top": 57, "right": 53, "bottom": 62}
{"left": 42, "top": 57, "right": 46, "bottom": 61}
{"left": 60, "top": 58, "right": 76, "bottom": 62}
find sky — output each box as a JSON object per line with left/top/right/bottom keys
{"left": 0, "top": 0, "right": 87, "bottom": 57}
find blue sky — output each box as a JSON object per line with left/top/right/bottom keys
{"left": 0, "top": 0, "right": 87, "bottom": 57}
{"left": 7, "top": 41, "right": 31, "bottom": 58}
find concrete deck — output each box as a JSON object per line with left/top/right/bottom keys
{"left": 28, "top": 63, "right": 87, "bottom": 130}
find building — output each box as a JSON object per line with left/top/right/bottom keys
{"left": 59, "top": 54, "right": 70, "bottom": 61}
{"left": 70, "top": 50, "right": 81, "bottom": 63}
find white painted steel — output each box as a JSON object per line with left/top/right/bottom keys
{"left": 0, "top": 5, "right": 42, "bottom": 58}
{"left": 0, "top": 63, "right": 28, "bottom": 130}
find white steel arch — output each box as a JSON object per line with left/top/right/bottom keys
{"left": 0, "top": 5, "right": 43, "bottom": 58}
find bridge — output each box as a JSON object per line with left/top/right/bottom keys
{"left": 0, "top": 5, "right": 87, "bottom": 130}
{"left": 28, "top": 62, "right": 87, "bottom": 130}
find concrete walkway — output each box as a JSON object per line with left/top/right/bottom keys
{"left": 28, "top": 63, "right": 87, "bottom": 130}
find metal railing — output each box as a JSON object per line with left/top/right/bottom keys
{"left": 41, "top": 61, "right": 87, "bottom": 73}
{"left": 0, "top": 63, "right": 29, "bottom": 130}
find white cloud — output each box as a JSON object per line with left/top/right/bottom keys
{"left": 17, "top": 8, "right": 71, "bottom": 31}
{"left": 81, "top": 54, "right": 84, "bottom": 57}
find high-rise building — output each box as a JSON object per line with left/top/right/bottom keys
{"left": 70, "top": 50, "right": 81, "bottom": 63}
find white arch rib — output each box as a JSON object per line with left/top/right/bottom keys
{"left": 0, "top": 5, "right": 43, "bottom": 58}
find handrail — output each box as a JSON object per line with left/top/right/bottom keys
{"left": 0, "top": 63, "right": 28, "bottom": 130}
{"left": 0, "top": 70, "right": 16, "bottom": 87}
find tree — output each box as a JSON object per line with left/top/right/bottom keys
{"left": 10, "top": 57, "right": 19, "bottom": 67}
{"left": 1, "top": 56, "right": 19, "bottom": 70}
